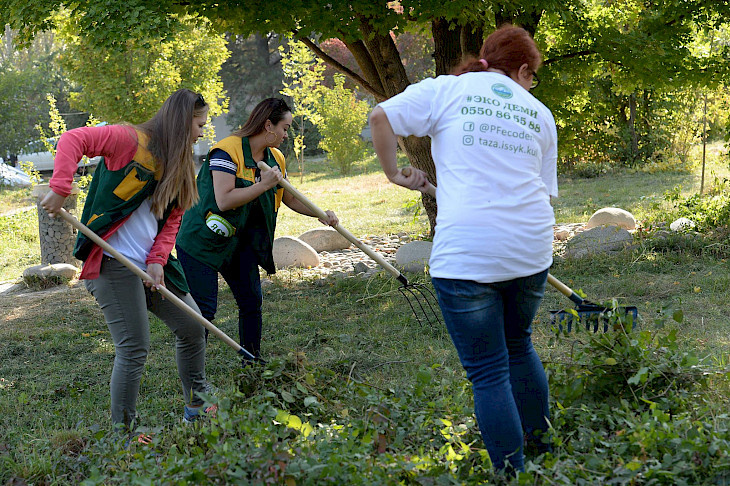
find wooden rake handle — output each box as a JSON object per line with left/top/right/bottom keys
{"left": 257, "top": 162, "right": 407, "bottom": 285}
{"left": 56, "top": 208, "right": 255, "bottom": 360}
{"left": 401, "top": 167, "right": 583, "bottom": 305}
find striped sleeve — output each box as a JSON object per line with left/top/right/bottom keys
{"left": 208, "top": 148, "right": 237, "bottom": 175}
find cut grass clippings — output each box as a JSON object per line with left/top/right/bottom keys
{"left": 3, "top": 148, "right": 730, "bottom": 483}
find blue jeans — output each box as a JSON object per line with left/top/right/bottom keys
{"left": 432, "top": 270, "right": 551, "bottom": 472}
{"left": 177, "top": 243, "right": 263, "bottom": 357}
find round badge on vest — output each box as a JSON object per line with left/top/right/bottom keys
{"left": 205, "top": 213, "right": 235, "bottom": 237}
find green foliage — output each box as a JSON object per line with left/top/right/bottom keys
{"left": 56, "top": 14, "right": 228, "bottom": 124}
{"left": 663, "top": 178, "right": 730, "bottom": 231}
{"left": 0, "top": 66, "right": 52, "bottom": 162}
{"left": 317, "top": 75, "right": 370, "bottom": 175}
{"left": 46, "top": 325, "right": 730, "bottom": 485}
{"left": 0, "top": 208, "right": 39, "bottom": 281}
{"left": 279, "top": 40, "right": 325, "bottom": 181}
{"left": 535, "top": 316, "right": 730, "bottom": 485}
{"left": 549, "top": 320, "right": 703, "bottom": 411}
{"left": 75, "top": 354, "right": 495, "bottom": 484}
{"left": 16, "top": 161, "right": 41, "bottom": 186}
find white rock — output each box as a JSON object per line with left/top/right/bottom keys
{"left": 395, "top": 240, "right": 433, "bottom": 273}
{"left": 272, "top": 236, "right": 320, "bottom": 269}
{"left": 669, "top": 217, "right": 696, "bottom": 232}
{"left": 0, "top": 164, "right": 32, "bottom": 187}
{"left": 22, "top": 263, "right": 78, "bottom": 280}
{"left": 585, "top": 207, "right": 636, "bottom": 230}
{"left": 564, "top": 226, "right": 633, "bottom": 258}
{"left": 298, "top": 227, "right": 351, "bottom": 252}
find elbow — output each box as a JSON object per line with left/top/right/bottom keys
{"left": 369, "top": 107, "right": 386, "bottom": 128}
{"left": 215, "top": 196, "right": 232, "bottom": 212}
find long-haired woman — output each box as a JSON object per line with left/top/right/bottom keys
{"left": 176, "top": 98, "right": 338, "bottom": 363}
{"left": 41, "top": 88, "right": 215, "bottom": 433}
{"left": 370, "top": 25, "right": 557, "bottom": 472}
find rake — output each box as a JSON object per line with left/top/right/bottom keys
{"left": 401, "top": 167, "right": 639, "bottom": 333}
{"left": 547, "top": 274, "right": 638, "bottom": 332}
{"left": 57, "top": 208, "right": 258, "bottom": 361}
{"left": 257, "top": 162, "right": 442, "bottom": 328}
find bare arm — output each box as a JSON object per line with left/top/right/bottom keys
{"left": 212, "top": 169, "right": 282, "bottom": 212}
{"left": 369, "top": 106, "right": 428, "bottom": 192}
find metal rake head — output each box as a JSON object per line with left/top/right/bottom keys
{"left": 550, "top": 303, "right": 638, "bottom": 333}
{"left": 397, "top": 280, "right": 443, "bottom": 329}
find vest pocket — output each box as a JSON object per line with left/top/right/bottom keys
{"left": 113, "top": 168, "right": 146, "bottom": 201}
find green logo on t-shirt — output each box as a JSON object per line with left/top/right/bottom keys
{"left": 491, "top": 83, "right": 513, "bottom": 99}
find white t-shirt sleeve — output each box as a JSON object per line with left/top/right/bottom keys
{"left": 377, "top": 78, "right": 438, "bottom": 138}
{"left": 540, "top": 111, "right": 559, "bottom": 198}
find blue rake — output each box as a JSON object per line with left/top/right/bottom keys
{"left": 547, "top": 274, "right": 638, "bottom": 332}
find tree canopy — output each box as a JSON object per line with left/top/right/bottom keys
{"left": 2, "top": 0, "right": 730, "bottom": 231}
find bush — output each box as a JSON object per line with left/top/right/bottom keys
{"left": 663, "top": 179, "right": 730, "bottom": 231}
{"left": 317, "top": 75, "right": 370, "bottom": 175}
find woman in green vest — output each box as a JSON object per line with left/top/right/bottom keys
{"left": 176, "top": 98, "right": 338, "bottom": 362}
{"left": 40, "top": 89, "right": 215, "bottom": 435}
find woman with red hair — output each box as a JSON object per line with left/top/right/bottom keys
{"left": 370, "top": 25, "right": 556, "bottom": 472}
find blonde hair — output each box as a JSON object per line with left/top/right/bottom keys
{"left": 136, "top": 89, "right": 207, "bottom": 218}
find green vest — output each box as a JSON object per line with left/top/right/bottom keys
{"left": 74, "top": 130, "right": 189, "bottom": 292}
{"left": 176, "top": 136, "right": 286, "bottom": 273}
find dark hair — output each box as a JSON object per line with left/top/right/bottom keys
{"left": 233, "top": 98, "right": 291, "bottom": 138}
{"left": 135, "top": 88, "right": 208, "bottom": 216}
{"left": 452, "top": 25, "right": 542, "bottom": 76}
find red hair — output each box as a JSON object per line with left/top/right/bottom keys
{"left": 452, "top": 25, "right": 542, "bottom": 76}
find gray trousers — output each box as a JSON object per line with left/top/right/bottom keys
{"left": 85, "top": 257, "right": 209, "bottom": 429}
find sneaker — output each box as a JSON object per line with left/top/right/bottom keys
{"left": 182, "top": 404, "right": 218, "bottom": 424}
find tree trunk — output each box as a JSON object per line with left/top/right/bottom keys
{"left": 628, "top": 92, "right": 638, "bottom": 164}
{"left": 432, "top": 19, "right": 462, "bottom": 75}
{"left": 399, "top": 136, "right": 437, "bottom": 232}
{"left": 310, "top": 16, "right": 493, "bottom": 236}
{"left": 357, "top": 17, "right": 441, "bottom": 235}
{"left": 461, "top": 22, "right": 484, "bottom": 59}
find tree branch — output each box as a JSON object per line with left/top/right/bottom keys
{"left": 296, "top": 35, "right": 385, "bottom": 100}
{"left": 544, "top": 49, "right": 598, "bottom": 66}
{"left": 342, "top": 38, "right": 386, "bottom": 96}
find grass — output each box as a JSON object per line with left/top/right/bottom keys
{"left": 2, "top": 147, "right": 730, "bottom": 483}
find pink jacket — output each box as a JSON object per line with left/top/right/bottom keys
{"left": 49, "top": 125, "right": 184, "bottom": 279}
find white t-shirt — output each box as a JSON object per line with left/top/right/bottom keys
{"left": 378, "top": 72, "right": 558, "bottom": 283}
{"left": 104, "top": 198, "right": 158, "bottom": 270}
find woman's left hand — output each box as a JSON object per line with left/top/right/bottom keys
{"left": 145, "top": 263, "right": 165, "bottom": 290}
{"left": 319, "top": 210, "right": 339, "bottom": 227}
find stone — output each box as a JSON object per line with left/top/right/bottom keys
{"left": 670, "top": 217, "right": 696, "bottom": 232}
{"left": 585, "top": 207, "right": 636, "bottom": 230}
{"left": 395, "top": 240, "right": 433, "bottom": 273}
{"left": 298, "top": 227, "right": 351, "bottom": 252}
{"left": 353, "top": 261, "right": 370, "bottom": 274}
{"left": 564, "top": 226, "right": 633, "bottom": 259}
{"left": 23, "top": 263, "right": 78, "bottom": 280}
{"left": 272, "top": 236, "right": 320, "bottom": 269}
